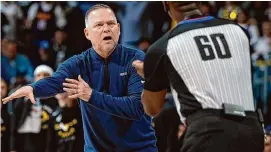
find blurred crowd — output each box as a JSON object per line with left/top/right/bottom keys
{"left": 0, "top": 1, "right": 271, "bottom": 152}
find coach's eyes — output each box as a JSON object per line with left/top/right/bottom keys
{"left": 95, "top": 23, "right": 103, "bottom": 28}
{"left": 108, "top": 22, "right": 116, "bottom": 27}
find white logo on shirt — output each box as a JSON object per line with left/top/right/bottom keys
{"left": 120, "top": 72, "right": 127, "bottom": 76}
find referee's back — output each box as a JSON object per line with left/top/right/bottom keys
{"left": 143, "top": 2, "right": 264, "bottom": 151}
{"left": 162, "top": 16, "right": 263, "bottom": 152}
{"left": 165, "top": 16, "right": 255, "bottom": 122}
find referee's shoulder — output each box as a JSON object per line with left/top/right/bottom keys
{"left": 148, "top": 31, "right": 171, "bottom": 54}
{"left": 212, "top": 17, "right": 245, "bottom": 30}
{"left": 207, "top": 17, "right": 246, "bottom": 30}
{"left": 169, "top": 17, "right": 249, "bottom": 39}
{"left": 215, "top": 17, "right": 250, "bottom": 38}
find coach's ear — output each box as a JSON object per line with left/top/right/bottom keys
{"left": 84, "top": 28, "right": 91, "bottom": 41}
{"left": 117, "top": 23, "right": 121, "bottom": 36}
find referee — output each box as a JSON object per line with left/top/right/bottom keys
{"left": 133, "top": 2, "right": 264, "bottom": 152}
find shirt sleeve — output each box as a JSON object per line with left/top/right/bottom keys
{"left": 143, "top": 35, "right": 170, "bottom": 92}
{"left": 30, "top": 55, "right": 79, "bottom": 98}
{"left": 88, "top": 51, "right": 146, "bottom": 120}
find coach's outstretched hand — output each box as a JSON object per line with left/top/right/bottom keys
{"left": 132, "top": 60, "right": 144, "bottom": 79}
{"left": 2, "top": 86, "right": 36, "bottom": 104}
{"left": 63, "top": 75, "right": 92, "bottom": 102}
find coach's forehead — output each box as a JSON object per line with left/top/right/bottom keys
{"left": 88, "top": 8, "right": 117, "bottom": 23}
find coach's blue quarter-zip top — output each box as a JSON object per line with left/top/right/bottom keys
{"left": 30, "top": 44, "right": 157, "bottom": 152}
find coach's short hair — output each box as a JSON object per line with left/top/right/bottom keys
{"left": 85, "top": 4, "right": 115, "bottom": 27}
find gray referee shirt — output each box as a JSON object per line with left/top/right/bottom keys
{"left": 143, "top": 16, "right": 254, "bottom": 123}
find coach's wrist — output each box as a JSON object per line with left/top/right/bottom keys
{"left": 88, "top": 88, "right": 93, "bottom": 101}
{"left": 88, "top": 89, "right": 97, "bottom": 103}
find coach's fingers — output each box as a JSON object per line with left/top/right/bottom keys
{"left": 132, "top": 60, "right": 144, "bottom": 69}
{"left": 2, "top": 95, "right": 15, "bottom": 104}
{"left": 63, "top": 83, "right": 78, "bottom": 89}
{"left": 68, "top": 94, "right": 80, "bottom": 99}
{"left": 2, "top": 92, "right": 20, "bottom": 104}
{"left": 65, "top": 78, "right": 79, "bottom": 84}
{"left": 78, "top": 75, "right": 89, "bottom": 87}
{"left": 63, "top": 87, "right": 77, "bottom": 94}
{"left": 28, "top": 92, "right": 37, "bottom": 104}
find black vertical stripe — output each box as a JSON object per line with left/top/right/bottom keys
{"left": 104, "top": 58, "right": 110, "bottom": 94}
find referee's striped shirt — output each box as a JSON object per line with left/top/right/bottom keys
{"left": 143, "top": 16, "right": 254, "bottom": 123}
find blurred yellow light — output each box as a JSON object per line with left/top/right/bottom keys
{"left": 230, "top": 11, "right": 237, "bottom": 20}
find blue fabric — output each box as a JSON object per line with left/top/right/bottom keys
{"left": 177, "top": 16, "right": 215, "bottom": 26}
{"left": 30, "top": 44, "right": 157, "bottom": 151}
{"left": 1, "top": 54, "right": 34, "bottom": 83}
{"left": 265, "top": 125, "right": 271, "bottom": 132}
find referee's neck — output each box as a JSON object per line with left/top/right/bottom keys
{"left": 183, "top": 9, "right": 203, "bottom": 20}
{"left": 189, "top": 14, "right": 203, "bottom": 18}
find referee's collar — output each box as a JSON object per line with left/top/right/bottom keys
{"left": 177, "top": 16, "right": 214, "bottom": 26}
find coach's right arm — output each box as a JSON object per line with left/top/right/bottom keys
{"left": 30, "top": 56, "right": 80, "bottom": 98}
{"left": 2, "top": 55, "right": 79, "bottom": 104}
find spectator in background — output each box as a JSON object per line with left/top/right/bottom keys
{"left": 38, "top": 40, "right": 56, "bottom": 69}
{"left": 237, "top": 10, "right": 259, "bottom": 46}
{"left": 248, "top": 2, "right": 267, "bottom": 29}
{"left": 138, "top": 37, "right": 151, "bottom": 53}
{"left": 1, "top": 13, "right": 9, "bottom": 39}
{"left": 52, "top": 28, "right": 69, "bottom": 69}
{"left": 145, "top": 2, "right": 171, "bottom": 43}
{"left": 115, "top": 2, "right": 150, "bottom": 48}
{"left": 1, "top": 39, "right": 34, "bottom": 88}
{"left": 1, "top": 38, "right": 9, "bottom": 55}
{"left": 26, "top": 2, "right": 67, "bottom": 44}
{"left": 199, "top": 1, "right": 218, "bottom": 17}
{"left": 46, "top": 92, "right": 83, "bottom": 152}
{"left": 253, "top": 21, "right": 271, "bottom": 56}
{"left": 218, "top": 2, "right": 241, "bottom": 20}
{"left": 265, "top": 2, "right": 271, "bottom": 21}
{"left": 200, "top": 2, "right": 212, "bottom": 16}
{"left": 63, "top": 1, "right": 90, "bottom": 52}
{"left": 14, "top": 65, "right": 58, "bottom": 152}
{"left": 17, "top": 1, "right": 33, "bottom": 18}
{"left": 37, "top": 29, "right": 71, "bottom": 70}
{"left": 18, "top": 29, "right": 40, "bottom": 68}
{"left": 1, "top": 78, "right": 15, "bottom": 152}
{"left": 0, "top": 1, "right": 24, "bottom": 40}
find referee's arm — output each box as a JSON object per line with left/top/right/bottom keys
{"left": 134, "top": 45, "right": 169, "bottom": 117}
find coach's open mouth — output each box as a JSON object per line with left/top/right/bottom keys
{"left": 103, "top": 36, "right": 112, "bottom": 41}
